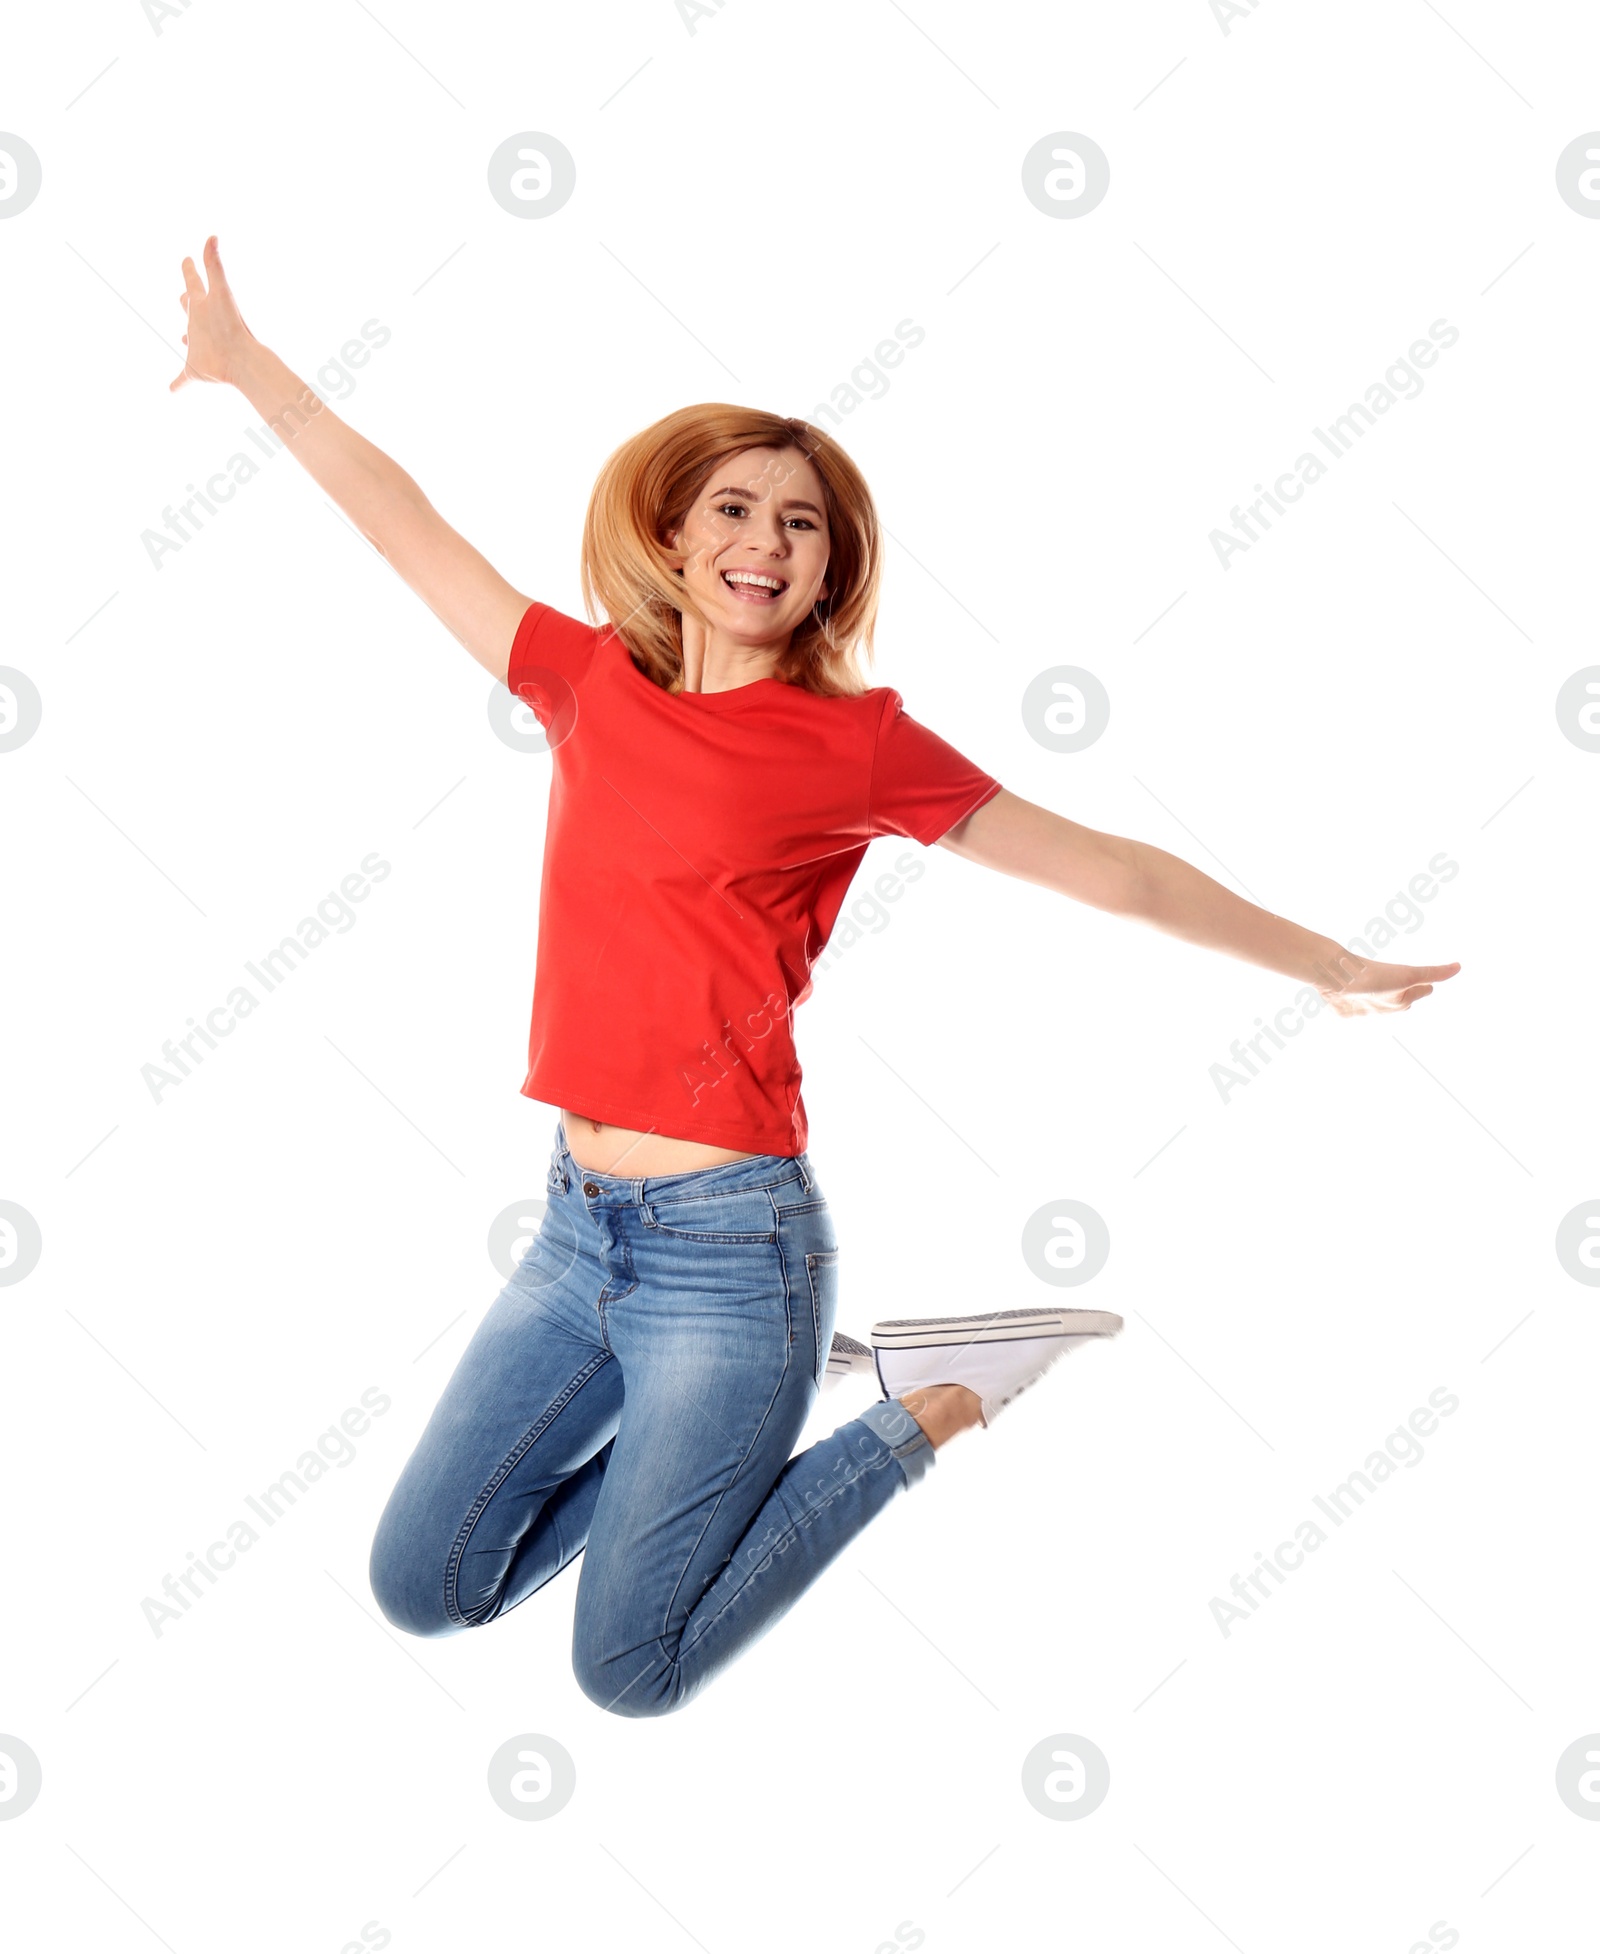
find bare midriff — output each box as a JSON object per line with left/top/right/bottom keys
{"left": 560, "top": 1108, "right": 760, "bottom": 1177}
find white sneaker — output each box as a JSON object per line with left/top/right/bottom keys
{"left": 871, "top": 1307, "right": 1123, "bottom": 1426}
{"left": 822, "top": 1331, "right": 875, "bottom": 1391}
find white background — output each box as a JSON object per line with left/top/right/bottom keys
{"left": 3, "top": 1, "right": 1597, "bottom": 1948}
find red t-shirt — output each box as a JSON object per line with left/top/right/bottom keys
{"left": 508, "top": 601, "right": 1003, "bottom": 1156}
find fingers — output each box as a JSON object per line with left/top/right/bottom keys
{"left": 179, "top": 236, "right": 226, "bottom": 306}
{"left": 204, "top": 233, "right": 231, "bottom": 296}
{"left": 1330, "top": 974, "right": 1447, "bottom": 1017}
{"left": 169, "top": 244, "right": 213, "bottom": 392}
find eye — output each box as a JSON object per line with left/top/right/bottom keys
{"left": 717, "top": 501, "right": 749, "bottom": 519}
{"left": 785, "top": 517, "right": 816, "bottom": 530}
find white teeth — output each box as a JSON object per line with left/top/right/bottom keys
{"left": 724, "top": 571, "right": 784, "bottom": 591}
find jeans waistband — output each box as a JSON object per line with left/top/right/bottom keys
{"left": 555, "top": 1117, "right": 815, "bottom": 1198}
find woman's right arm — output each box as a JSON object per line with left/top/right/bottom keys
{"left": 170, "top": 236, "right": 528, "bottom": 685}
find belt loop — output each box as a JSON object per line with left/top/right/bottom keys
{"left": 796, "top": 1152, "right": 814, "bottom": 1192}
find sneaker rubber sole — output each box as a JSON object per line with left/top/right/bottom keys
{"left": 870, "top": 1306, "right": 1124, "bottom": 1348}
{"left": 823, "top": 1331, "right": 875, "bottom": 1387}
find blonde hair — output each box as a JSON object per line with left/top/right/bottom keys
{"left": 580, "top": 403, "right": 881, "bottom": 698}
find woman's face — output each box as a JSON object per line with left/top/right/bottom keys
{"left": 667, "top": 445, "right": 833, "bottom": 649}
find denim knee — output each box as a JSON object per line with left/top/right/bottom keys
{"left": 571, "top": 1642, "right": 687, "bottom": 1719}
{"left": 368, "top": 1524, "right": 460, "bottom": 1639}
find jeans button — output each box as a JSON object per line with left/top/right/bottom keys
{"left": 582, "top": 1180, "right": 600, "bottom": 1196}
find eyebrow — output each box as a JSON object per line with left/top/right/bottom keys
{"left": 709, "top": 486, "right": 825, "bottom": 516}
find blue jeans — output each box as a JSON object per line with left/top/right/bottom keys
{"left": 369, "top": 1119, "right": 934, "bottom": 1716}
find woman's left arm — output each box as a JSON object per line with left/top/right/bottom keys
{"left": 937, "top": 789, "right": 1460, "bottom": 1015}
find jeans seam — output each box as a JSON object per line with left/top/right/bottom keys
{"left": 656, "top": 1239, "right": 795, "bottom": 1644}
{"left": 647, "top": 1228, "right": 778, "bottom": 1243}
{"left": 443, "top": 1350, "right": 614, "bottom": 1627}
{"left": 677, "top": 1444, "right": 899, "bottom": 1660}
{"left": 642, "top": 1182, "right": 793, "bottom": 1210}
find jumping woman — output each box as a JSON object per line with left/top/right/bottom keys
{"left": 169, "top": 236, "right": 1460, "bottom": 1717}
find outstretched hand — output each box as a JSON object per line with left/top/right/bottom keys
{"left": 169, "top": 235, "right": 256, "bottom": 392}
{"left": 1314, "top": 953, "right": 1461, "bottom": 1017}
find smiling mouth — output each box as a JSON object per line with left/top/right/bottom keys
{"left": 721, "top": 569, "right": 788, "bottom": 604}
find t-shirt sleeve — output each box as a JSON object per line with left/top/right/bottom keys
{"left": 506, "top": 601, "right": 600, "bottom": 730}
{"left": 867, "top": 690, "right": 1003, "bottom": 845}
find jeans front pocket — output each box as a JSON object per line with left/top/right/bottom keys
{"left": 647, "top": 1187, "right": 778, "bottom": 1244}
{"left": 805, "top": 1249, "right": 840, "bottom": 1389}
